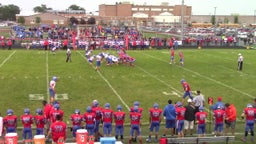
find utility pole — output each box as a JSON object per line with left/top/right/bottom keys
{"left": 214, "top": 7, "right": 217, "bottom": 36}
{"left": 181, "top": 0, "right": 184, "bottom": 43}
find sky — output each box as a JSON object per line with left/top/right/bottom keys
{"left": 1, "top": 0, "right": 256, "bottom": 16}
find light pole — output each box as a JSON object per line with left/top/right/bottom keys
{"left": 214, "top": 7, "right": 217, "bottom": 36}
{"left": 181, "top": 0, "right": 184, "bottom": 43}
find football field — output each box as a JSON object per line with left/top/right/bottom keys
{"left": 0, "top": 48, "right": 255, "bottom": 143}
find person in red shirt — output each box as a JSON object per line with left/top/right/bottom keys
{"left": 46, "top": 114, "right": 67, "bottom": 143}
{"left": 213, "top": 106, "right": 225, "bottom": 136}
{"left": 7, "top": 39, "right": 12, "bottom": 50}
{"left": 83, "top": 106, "right": 96, "bottom": 136}
{"left": 129, "top": 106, "right": 142, "bottom": 144}
{"left": 63, "top": 39, "right": 68, "bottom": 50}
{"left": 102, "top": 103, "right": 113, "bottom": 137}
{"left": 224, "top": 103, "right": 236, "bottom": 136}
{"left": 179, "top": 51, "right": 184, "bottom": 66}
{"left": 44, "top": 39, "right": 49, "bottom": 50}
{"left": 176, "top": 102, "right": 186, "bottom": 137}
{"left": 42, "top": 100, "right": 52, "bottom": 134}
{"left": 1, "top": 40, "right": 5, "bottom": 49}
{"left": 169, "top": 40, "right": 173, "bottom": 49}
{"left": 34, "top": 108, "right": 46, "bottom": 135}
{"left": 146, "top": 103, "right": 162, "bottom": 143}
{"left": 3, "top": 109, "right": 17, "bottom": 133}
{"left": 181, "top": 79, "right": 193, "bottom": 103}
{"left": 49, "top": 103, "right": 64, "bottom": 123}
{"left": 130, "top": 101, "right": 143, "bottom": 142}
{"left": 240, "top": 104, "right": 256, "bottom": 142}
{"left": 91, "top": 100, "right": 103, "bottom": 141}
{"left": 70, "top": 109, "right": 83, "bottom": 141}
{"left": 20, "top": 108, "right": 34, "bottom": 143}
{"left": 195, "top": 106, "right": 207, "bottom": 137}
{"left": 170, "top": 48, "right": 175, "bottom": 64}
{"left": 113, "top": 105, "right": 125, "bottom": 141}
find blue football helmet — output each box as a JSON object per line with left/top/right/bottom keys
{"left": 117, "top": 105, "right": 122, "bottom": 110}
{"left": 105, "top": 103, "right": 110, "bottom": 108}
{"left": 153, "top": 103, "right": 159, "bottom": 108}
{"left": 134, "top": 101, "right": 140, "bottom": 106}
{"left": 86, "top": 106, "right": 92, "bottom": 112}
{"left": 24, "top": 108, "right": 30, "bottom": 114}
{"left": 75, "top": 109, "right": 80, "bottom": 114}
{"left": 36, "top": 108, "right": 43, "bottom": 115}
{"left": 7, "top": 109, "right": 13, "bottom": 115}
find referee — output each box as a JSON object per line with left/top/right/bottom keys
{"left": 192, "top": 90, "right": 205, "bottom": 113}
{"left": 237, "top": 53, "right": 243, "bottom": 71}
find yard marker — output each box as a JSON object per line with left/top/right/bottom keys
{"left": 45, "top": 51, "right": 50, "bottom": 102}
{"left": 0, "top": 51, "right": 16, "bottom": 68}
{"left": 77, "top": 51, "right": 130, "bottom": 111}
{"left": 143, "top": 53, "right": 254, "bottom": 98}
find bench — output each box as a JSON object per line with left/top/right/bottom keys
{"left": 167, "top": 136, "right": 235, "bottom": 144}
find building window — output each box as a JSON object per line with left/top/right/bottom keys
{"left": 151, "top": 8, "right": 161, "bottom": 11}
{"left": 53, "top": 20, "right": 58, "bottom": 24}
{"left": 139, "top": 8, "right": 144, "bottom": 11}
{"left": 163, "top": 9, "right": 167, "bottom": 11}
{"left": 144, "top": 8, "right": 149, "bottom": 11}
{"left": 132, "top": 8, "right": 138, "bottom": 11}
{"left": 59, "top": 20, "right": 64, "bottom": 24}
{"left": 30, "top": 19, "right": 35, "bottom": 24}
{"left": 169, "top": 8, "right": 173, "bottom": 11}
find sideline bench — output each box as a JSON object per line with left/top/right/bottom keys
{"left": 167, "top": 136, "right": 235, "bottom": 144}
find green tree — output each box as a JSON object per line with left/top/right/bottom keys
{"left": 87, "top": 17, "right": 96, "bottom": 24}
{"left": 68, "top": 4, "right": 85, "bottom": 11}
{"left": 17, "top": 16, "right": 25, "bottom": 25}
{"left": 35, "top": 17, "right": 41, "bottom": 25}
{"left": 224, "top": 17, "right": 229, "bottom": 24}
{"left": 0, "top": 4, "right": 20, "bottom": 21}
{"left": 33, "top": 4, "right": 52, "bottom": 13}
{"left": 211, "top": 15, "right": 216, "bottom": 25}
{"left": 234, "top": 15, "right": 239, "bottom": 24}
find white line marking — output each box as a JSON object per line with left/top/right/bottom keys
{"left": 143, "top": 53, "right": 254, "bottom": 98}
{"left": 77, "top": 51, "right": 130, "bottom": 111}
{"left": 46, "top": 51, "right": 50, "bottom": 102}
{"left": 0, "top": 51, "right": 16, "bottom": 68}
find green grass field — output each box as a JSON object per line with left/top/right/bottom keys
{"left": 0, "top": 48, "right": 255, "bottom": 143}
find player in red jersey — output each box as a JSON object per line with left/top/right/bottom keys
{"left": 91, "top": 100, "right": 103, "bottom": 141}
{"left": 70, "top": 109, "right": 83, "bottom": 141}
{"left": 213, "top": 105, "right": 225, "bottom": 136}
{"left": 129, "top": 106, "right": 142, "bottom": 144}
{"left": 176, "top": 102, "right": 186, "bottom": 137}
{"left": 146, "top": 103, "right": 162, "bottom": 143}
{"left": 130, "top": 101, "right": 143, "bottom": 142}
{"left": 42, "top": 100, "right": 52, "bottom": 134}
{"left": 34, "top": 108, "right": 46, "bottom": 135}
{"left": 102, "top": 103, "right": 114, "bottom": 137}
{"left": 195, "top": 106, "right": 208, "bottom": 137}
{"left": 49, "top": 103, "right": 64, "bottom": 123}
{"left": 179, "top": 51, "right": 184, "bottom": 66}
{"left": 181, "top": 79, "right": 193, "bottom": 103}
{"left": 3, "top": 109, "right": 17, "bottom": 133}
{"left": 169, "top": 48, "right": 175, "bottom": 64}
{"left": 20, "top": 108, "right": 34, "bottom": 143}
{"left": 240, "top": 104, "right": 256, "bottom": 142}
{"left": 46, "top": 115, "right": 67, "bottom": 143}
{"left": 84, "top": 106, "right": 96, "bottom": 136}
{"left": 113, "top": 105, "right": 126, "bottom": 141}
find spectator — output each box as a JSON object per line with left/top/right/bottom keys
{"left": 240, "top": 104, "right": 256, "bottom": 142}
{"left": 224, "top": 103, "right": 237, "bottom": 136}
{"left": 46, "top": 114, "right": 67, "bottom": 143}
{"left": 7, "top": 39, "right": 12, "bottom": 50}
{"left": 210, "top": 96, "right": 225, "bottom": 110}
{"left": 184, "top": 99, "right": 196, "bottom": 136}
{"left": 162, "top": 99, "right": 176, "bottom": 137}
{"left": 193, "top": 90, "right": 205, "bottom": 113}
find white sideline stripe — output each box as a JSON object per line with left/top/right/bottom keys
{"left": 46, "top": 51, "right": 50, "bottom": 102}
{"left": 143, "top": 53, "right": 254, "bottom": 99}
{"left": 77, "top": 51, "right": 130, "bottom": 111}
{"left": 0, "top": 51, "right": 16, "bottom": 68}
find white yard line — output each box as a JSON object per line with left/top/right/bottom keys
{"left": 143, "top": 53, "right": 254, "bottom": 99}
{"left": 0, "top": 51, "right": 16, "bottom": 68}
{"left": 77, "top": 51, "right": 130, "bottom": 111}
{"left": 45, "top": 51, "right": 50, "bottom": 102}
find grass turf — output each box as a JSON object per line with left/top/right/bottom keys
{"left": 0, "top": 48, "right": 255, "bottom": 143}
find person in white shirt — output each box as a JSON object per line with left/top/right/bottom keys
{"left": 49, "top": 76, "right": 57, "bottom": 103}
{"left": 66, "top": 48, "right": 71, "bottom": 62}
{"left": 237, "top": 53, "right": 243, "bottom": 71}
{"left": 193, "top": 90, "right": 205, "bottom": 113}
